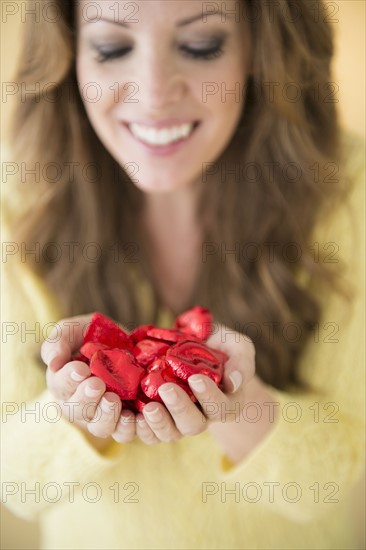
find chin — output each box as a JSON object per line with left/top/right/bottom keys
{"left": 135, "top": 183, "right": 181, "bottom": 194}
{"left": 131, "top": 175, "right": 189, "bottom": 194}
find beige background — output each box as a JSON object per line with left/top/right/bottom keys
{"left": 1, "top": 1, "right": 365, "bottom": 549}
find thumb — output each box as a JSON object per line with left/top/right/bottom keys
{"left": 41, "top": 314, "right": 92, "bottom": 372}
{"left": 206, "top": 323, "right": 256, "bottom": 394}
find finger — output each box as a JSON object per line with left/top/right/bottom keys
{"left": 112, "top": 409, "right": 136, "bottom": 443}
{"left": 41, "top": 314, "right": 93, "bottom": 373}
{"left": 67, "top": 376, "right": 107, "bottom": 425}
{"left": 87, "top": 392, "right": 122, "bottom": 439}
{"left": 46, "top": 360, "right": 91, "bottom": 401}
{"left": 135, "top": 414, "right": 160, "bottom": 445}
{"left": 206, "top": 324, "right": 255, "bottom": 393}
{"left": 187, "top": 374, "right": 239, "bottom": 423}
{"left": 157, "top": 383, "right": 205, "bottom": 437}
{"left": 142, "top": 402, "right": 182, "bottom": 443}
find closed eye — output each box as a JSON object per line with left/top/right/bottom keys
{"left": 95, "top": 47, "right": 132, "bottom": 63}
{"left": 180, "top": 45, "right": 224, "bottom": 61}
{"left": 95, "top": 44, "right": 224, "bottom": 63}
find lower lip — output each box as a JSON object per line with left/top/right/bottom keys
{"left": 124, "top": 123, "right": 200, "bottom": 156}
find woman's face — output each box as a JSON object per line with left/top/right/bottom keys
{"left": 76, "top": 0, "right": 252, "bottom": 193}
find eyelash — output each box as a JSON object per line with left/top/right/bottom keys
{"left": 95, "top": 45, "right": 224, "bottom": 63}
{"left": 181, "top": 45, "right": 224, "bottom": 61}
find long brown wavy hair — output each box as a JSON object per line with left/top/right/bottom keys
{"left": 6, "top": 0, "right": 354, "bottom": 389}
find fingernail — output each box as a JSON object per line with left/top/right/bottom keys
{"left": 85, "top": 385, "right": 102, "bottom": 398}
{"left": 120, "top": 414, "right": 135, "bottom": 425}
{"left": 229, "top": 371, "right": 242, "bottom": 393}
{"left": 144, "top": 407, "right": 162, "bottom": 422}
{"left": 71, "top": 371, "right": 87, "bottom": 382}
{"left": 100, "top": 397, "right": 117, "bottom": 412}
{"left": 46, "top": 351, "right": 59, "bottom": 366}
{"left": 112, "top": 433, "right": 123, "bottom": 443}
{"left": 188, "top": 377, "right": 206, "bottom": 393}
{"left": 159, "top": 387, "right": 178, "bottom": 405}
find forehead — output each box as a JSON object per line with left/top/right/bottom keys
{"left": 76, "top": 0, "right": 244, "bottom": 28}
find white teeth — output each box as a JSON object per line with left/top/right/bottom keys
{"left": 129, "top": 122, "right": 195, "bottom": 146}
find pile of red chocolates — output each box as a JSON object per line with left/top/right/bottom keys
{"left": 71, "top": 307, "right": 228, "bottom": 413}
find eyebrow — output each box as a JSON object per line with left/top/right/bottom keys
{"left": 179, "top": 11, "right": 233, "bottom": 27}
{"left": 90, "top": 11, "right": 232, "bottom": 28}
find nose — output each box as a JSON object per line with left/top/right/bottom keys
{"left": 137, "top": 48, "right": 186, "bottom": 112}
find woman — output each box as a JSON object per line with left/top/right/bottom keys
{"left": 2, "top": 0, "right": 364, "bottom": 548}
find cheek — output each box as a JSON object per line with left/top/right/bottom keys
{"left": 200, "top": 67, "right": 247, "bottom": 124}
{"left": 75, "top": 53, "right": 89, "bottom": 91}
{"left": 193, "top": 55, "right": 248, "bottom": 114}
{"left": 76, "top": 59, "right": 114, "bottom": 128}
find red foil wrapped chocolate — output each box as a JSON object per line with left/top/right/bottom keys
{"left": 71, "top": 307, "right": 228, "bottom": 412}
{"left": 173, "top": 306, "right": 213, "bottom": 341}
{"left": 165, "top": 341, "right": 225, "bottom": 384}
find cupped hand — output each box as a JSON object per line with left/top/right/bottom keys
{"left": 41, "top": 314, "right": 134, "bottom": 442}
{"left": 135, "top": 323, "right": 255, "bottom": 445}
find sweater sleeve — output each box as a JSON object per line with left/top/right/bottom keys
{"left": 215, "top": 132, "right": 366, "bottom": 522}
{"left": 0, "top": 224, "right": 123, "bottom": 520}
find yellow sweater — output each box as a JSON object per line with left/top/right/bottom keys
{"left": 1, "top": 131, "right": 365, "bottom": 549}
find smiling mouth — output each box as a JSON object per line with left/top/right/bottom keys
{"left": 125, "top": 121, "right": 200, "bottom": 147}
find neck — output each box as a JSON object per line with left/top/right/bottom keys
{"left": 138, "top": 180, "right": 205, "bottom": 314}
{"left": 141, "top": 179, "right": 203, "bottom": 237}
